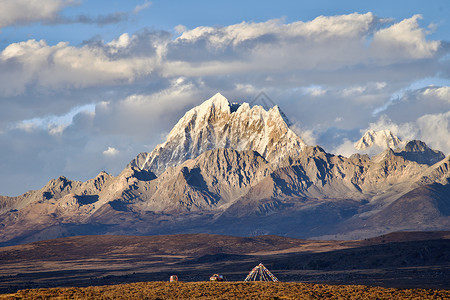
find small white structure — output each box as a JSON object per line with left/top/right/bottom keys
{"left": 244, "top": 263, "right": 279, "bottom": 282}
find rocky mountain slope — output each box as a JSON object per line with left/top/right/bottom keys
{"left": 0, "top": 94, "right": 449, "bottom": 245}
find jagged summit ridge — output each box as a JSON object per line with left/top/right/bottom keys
{"left": 130, "top": 93, "right": 306, "bottom": 175}
{"left": 355, "top": 129, "right": 404, "bottom": 150}
{"left": 355, "top": 129, "right": 404, "bottom": 153}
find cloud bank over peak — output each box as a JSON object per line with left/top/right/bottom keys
{"left": 0, "top": 13, "right": 443, "bottom": 99}
{"left": 168, "top": 13, "right": 440, "bottom": 73}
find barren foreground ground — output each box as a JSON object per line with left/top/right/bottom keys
{"left": 1, "top": 281, "right": 449, "bottom": 300}
{"left": 1, "top": 232, "right": 449, "bottom": 295}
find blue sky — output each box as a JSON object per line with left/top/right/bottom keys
{"left": 0, "top": 0, "right": 449, "bottom": 196}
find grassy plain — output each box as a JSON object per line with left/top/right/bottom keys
{"left": 2, "top": 281, "right": 450, "bottom": 300}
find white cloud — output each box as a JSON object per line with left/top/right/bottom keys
{"left": 0, "top": 13, "right": 444, "bottom": 100}
{"left": 371, "top": 15, "right": 440, "bottom": 61}
{"left": 341, "top": 82, "right": 387, "bottom": 98}
{"left": 48, "top": 124, "right": 66, "bottom": 136}
{"left": 107, "top": 33, "right": 133, "bottom": 50}
{"left": 342, "top": 86, "right": 367, "bottom": 97}
{"left": 103, "top": 147, "right": 120, "bottom": 157}
{"left": 0, "top": 38, "right": 160, "bottom": 96}
{"left": 0, "top": 0, "right": 130, "bottom": 29}
{"left": 333, "top": 139, "right": 359, "bottom": 157}
{"left": 169, "top": 14, "right": 378, "bottom": 73}
{"left": 372, "top": 83, "right": 450, "bottom": 123}
{"left": 174, "top": 24, "right": 187, "bottom": 34}
{"left": 133, "top": 1, "right": 152, "bottom": 14}
{"left": 375, "top": 82, "right": 387, "bottom": 89}
{"left": 13, "top": 121, "right": 39, "bottom": 133}
{"left": 291, "top": 124, "right": 317, "bottom": 146}
{"left": 0, "top": 0, "right": 71, "bottom": 29}
{"left": 305, "top": 86, "right": 327, "bottom": 97}
{"left": 91, "top": 77, "right": 207, "bottom": 140}
{"left": 168, "top": 13, "right": 442, "bottom": 77}
{"left": 422, "top": 86, "right": 450, "bottom": 102}
{"left": 10, "top": 103, "right": 95, "bottom": 135}
{"left": 177, "top": 13, "right": 376, "bottom": 46}
{"left": 416, "top": 111, "right": 450, "bottom": 155}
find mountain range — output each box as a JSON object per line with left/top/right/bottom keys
{"left": 1, "top": 93, "right": 449, "bottom": 246}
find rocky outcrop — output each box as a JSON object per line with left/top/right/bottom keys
{"left": 396, "top": 140, "right": 445, "bottom": 166}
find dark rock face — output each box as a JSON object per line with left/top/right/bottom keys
{"left": 396, "top": 140, "right": 445, "bottom": 166}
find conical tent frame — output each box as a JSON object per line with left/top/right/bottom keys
{"left": 244, "top": 263, "right": 279, "bottom": 282}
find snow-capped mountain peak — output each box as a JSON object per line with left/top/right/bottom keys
{"left": 129, "top": 93, "right": 306, "bottom": 175}
{"left": 187, "top": 92, "right": 231, "bottom": 117}
{"left": 355, "top": 129, "right": 404, "bottom": 151}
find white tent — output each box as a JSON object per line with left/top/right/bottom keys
{"left": 244, "top": 263, "right": 279, "bottom": 282}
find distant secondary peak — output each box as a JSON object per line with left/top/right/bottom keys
{"left": 355, "top": 129, "right": 403, "bottom": 151}
{"left": 404, "top": 140, "right": 429, "bottom": 152}
{"left": 396, "top": 140, "right": 445, "bottom": 166}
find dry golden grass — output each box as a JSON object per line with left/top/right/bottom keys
{"left": 1, "top": 281, "right": 449, "bottom": 300}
